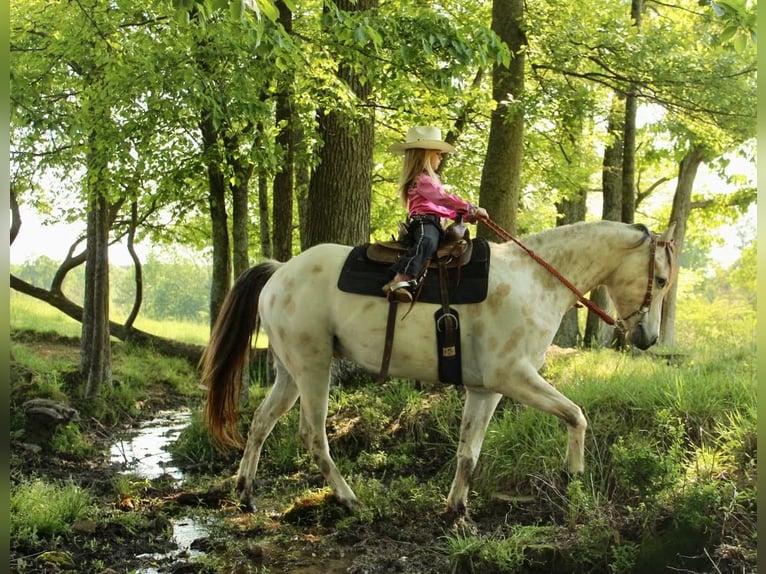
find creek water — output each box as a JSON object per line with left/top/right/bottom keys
{"left": 110, "top": 409, "right": 357, "bottom": 573}
{"left": 109, "top": 409, "right": 191, "bottom": 479}
{"left": 109, "top": 409, "right": 211, "bottom": 573}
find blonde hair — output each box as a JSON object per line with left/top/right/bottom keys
{"left": 397, "top": 149, "right": 441, "bottom": 209}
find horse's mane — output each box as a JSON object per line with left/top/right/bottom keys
{"left": 522, "top": 220, "right": 649, "bottom": 247}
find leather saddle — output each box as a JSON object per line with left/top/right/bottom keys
{"left": 366, "top": 222, "right": 474, "bottom": 269}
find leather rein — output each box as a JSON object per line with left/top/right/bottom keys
{"left": 479, "top": 217, "right": 673, "bottom": 330}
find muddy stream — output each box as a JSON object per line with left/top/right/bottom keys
{"left": 109, "top": 410, "right": 357, "bottom": 574}
{"left": 110, "top": 410, "right": 210, "bottom": 573}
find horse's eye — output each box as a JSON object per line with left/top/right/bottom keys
{"left": 656, "top": 277, "right": 667, "bottom": 288}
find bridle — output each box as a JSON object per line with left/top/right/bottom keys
{"left": 615, "top": 231, "right": 675, "bottom": 331}
{"left": 479, "top": 217, "right": 674, "bottom": 332}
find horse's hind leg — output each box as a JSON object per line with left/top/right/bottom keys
{"left": 446, "top": 388, "right": 503, "bottom": 517}
{"left": 296, "top": 368, "right": 358, "bottom": 512}
{"left": 236, "top": 358, "right": 299, "bottom": 510}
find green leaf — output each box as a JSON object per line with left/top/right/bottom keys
{"left": 257, "top": 0, "right": 280, "bottom": 22}
{"left": 353, "top": 25, "right": 368, "bottom": 44}
{"left": 732, "top": 33, "right": 747, "bottom": 52}
{"left": 230, "top": 0, "right": 243, "bottom": 20}
{"left": 720, "top": 25, "right": 738, "bottom": 43}
{"left": 366, "top": 25, "right": 383, "bottom": 50}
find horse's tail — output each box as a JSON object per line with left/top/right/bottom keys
{"left": 201, "top": 260, "right": 281, "bottom": 449}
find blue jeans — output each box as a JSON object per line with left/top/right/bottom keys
{"left": 390, "top": 215, "right": 443, "bottom": 278}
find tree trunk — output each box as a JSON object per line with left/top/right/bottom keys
{"left": 258, "top": 172, "right": 272, "bottom": 259}
{"left": 295, "top": 127, "right": 311, "bottom": 250}
{"left": 585, "top": 95, "right": 623, "bottom": 347}
{"left": 304, "top": 0, "right": 375, "bottom": 248}
{"left": 272, "top": 1, "right": 295, "bottom": 262}
{"left": 479, "top": 0, "right": 525, "bottom": 238}
{"left": 124, "top": 201, "right": 143, "bottom": 331}
{"left": 232, "top": 162, "right": 252, "bottom": 279}
{"left": 200, "top": 113, "right": 231, "bottom": 329}
{"left": 661, "top": 145, "right": 707, "bottom": 344}
{"left": 602, "top": 95, "right": 624, "bottom": 222}
{"left": 10, "top": 182, "right": 21, "bottom": 245}
{"left": 620, "top": 0, "right": 642, "bottom": 225}
{"left": 553, "top": 188, "right": 586, "bottom": 347}
{"left": 81, "top": 188, "right": 112, "bottom": 398}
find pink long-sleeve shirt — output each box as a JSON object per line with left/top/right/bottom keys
{"left": 407, "top": 173, "right": 472, "bottom": 219}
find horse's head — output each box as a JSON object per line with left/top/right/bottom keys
{"left": 607, "top": 223, "right": 677, "bottom": 350}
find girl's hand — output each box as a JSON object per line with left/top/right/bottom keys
{"left": 474, "top": 207, "right": 488, "bottom": 219}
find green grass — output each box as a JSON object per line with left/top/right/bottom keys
{"left": 10, "top": 290, "right": 271, "bottom": 347}
{"left": 10, "top": 480, "right": 92, "bottom": 543}
{"left": 10, "top": 292, "right": 83, "bottom": 338}
{"left": 11, "top": 291, "right": 210, "bottom": 345}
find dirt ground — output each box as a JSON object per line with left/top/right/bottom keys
{"left": 9, "top": 337, "right": 470, "bottom": 574}
{"left": 10, "top": 414, "right": 483, "bottom": 574}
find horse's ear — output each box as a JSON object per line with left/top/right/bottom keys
{"left": 660, "top": 222, "right": 677, "bottom": 243}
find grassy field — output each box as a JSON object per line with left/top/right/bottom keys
{"left": 11, "top": 291, "right": 211, "bottom": 345}
{"left": 10, "top": 291, "right": 275, "bottom": 348}
{"left": 11, "top": 291, "right": 219, "bottom": 345}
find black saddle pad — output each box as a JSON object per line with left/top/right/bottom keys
{"left": 337, "top": 238, "right": 490, "bottom": 305}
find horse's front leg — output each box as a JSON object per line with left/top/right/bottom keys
{"left": 236, "top": 362, "right": 299, "bottom": 510}
{"left": 489, "top": 362, "right": 588, "bottom": 475}
{"left": 446, "top": 388, "right": 503, "bottom": 517}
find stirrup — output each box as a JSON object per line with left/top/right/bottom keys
{"left": 382, "top": 280, "right": 414, "bottom": 303}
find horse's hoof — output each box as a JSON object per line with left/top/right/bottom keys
{"left": 238, "top": 501, "right": 256, "bottom": 513}
{"left": 449, "top": 514, "right": 477, "bottom": 535}
{"left": 444, "top": 499, "right": 468, "bottom": 519}
{"left": 337, "top": 496, "right": 361, "bottom": 514}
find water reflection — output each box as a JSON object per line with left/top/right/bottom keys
{"left": 110, "top": 410, "right": 191, "bottom": 479}
{"left": 135, "top": 515, "right": 210, "bottom": 574}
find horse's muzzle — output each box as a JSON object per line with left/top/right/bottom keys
{"left": 629, "top": 323, "right": 658, "bottom": 350}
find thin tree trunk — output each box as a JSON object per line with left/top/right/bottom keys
{"left": 258, "top": 173, "right": 272, "bottom": 259}
{"left": 661, "top": 146, "right": 707, "bottom": 344}
{"left": 479, "top": 0, "right": 525, "bottom": 238}
{"left": 10, "top": 182, "right": 21, "bottom": 245}
{"left": 232, "top": 164, "right": 252, "bottom": 279}
{"left": 620, "top": 0, "right": 642, "bottom": 225}
{"left": 82, "top": 189, "right": 112, "bottom": 398}
{"left": 272, "top": 0, "right": 295, "bottom": 262}
{"left": 553, "top": 188, "right": 587, "bottom": 347}
{"left": 585, "top": 95, "right": 623, "bottom": 347}
{"left": 124, "top": 201, "right": 143, "bottom": 330}
{"left": 200, "top": 113, "right": 231, "bottom": 329}
{"left": 295, "top": 127, "right": 310, "bottom": 251}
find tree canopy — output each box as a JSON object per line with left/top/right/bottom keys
{"left": 10, "top": 0, "right": 756, "bottom": 367}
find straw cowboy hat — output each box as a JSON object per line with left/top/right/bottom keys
{"left": 387, "top": 126, "right": 456, "bottom": 154}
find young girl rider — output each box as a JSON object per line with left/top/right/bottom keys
{"left": 382, "top": 126, "right": 488, "bottom": 303}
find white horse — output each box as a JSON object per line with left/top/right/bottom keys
{"left": 202, "top": 220, "right": 676, "bottom": 516}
